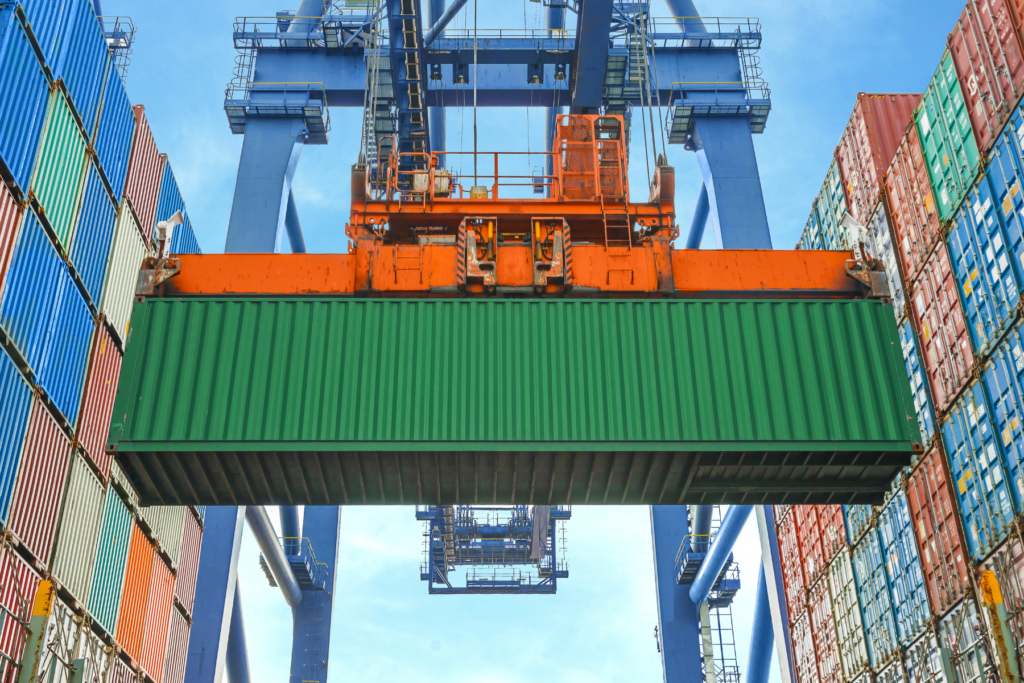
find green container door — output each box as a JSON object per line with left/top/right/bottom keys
{"left": 30, "top": 87, "right": 87, "bottom": 250}
{"left": 86, "top": 486, "right": 133, "bottom": 635}
{"left": 915, "top": 51, "right": 980, "bottom": 223}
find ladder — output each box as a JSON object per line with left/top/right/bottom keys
{"left": 601, "top": 196, "right": 632, "bottom": 249}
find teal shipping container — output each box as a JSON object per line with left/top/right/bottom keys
{"left": 86, "top": 484, "right": 133, "bottom": 635}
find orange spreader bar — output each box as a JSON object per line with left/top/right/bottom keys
{"left": 168, "top": 248, "right": 863, "bottom": 297}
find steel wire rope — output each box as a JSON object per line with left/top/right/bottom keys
{"left": 635, "top": 0, "right": 659, "bottom": 163}
{"left": 640, "top": 5, "right": 667, "bottom": 155}
{"left": 473, "top": 0, "right": 479, "bottom": 185}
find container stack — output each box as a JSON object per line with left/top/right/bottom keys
{"left": 0, "top": 2, "right": 203, "bottom": 682}
{"left": 788, "top": 1, "right": 1024, "bottom": 681}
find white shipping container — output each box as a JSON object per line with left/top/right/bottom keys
{"left": 877, "top": 660, "right": 907, "bottom": 683}
{"left": 937, "top": 598, "right": 988, "bottom": 683}
{"left": 101, "top": 201, "right": 148, "bottom": 345}
{"left": 827, "top": 547, "right": 870, "bottom": 681}
{"left": 903, "top": 631, "right": 946, "bottom": 683}
{"left": 50, "top": 452, "right": 105, "bottom": 605}
{"left": 146, "top": 506, "right": 185, "bottom": 567}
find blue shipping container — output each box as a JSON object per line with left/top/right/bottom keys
{"left": 851, "top": 527, "right": 899, "bottom": 668}
{"left": 877, "top": 491, "right": 929, "bottom": 645}
{"left": 800, "top": 209, "right": 823, "bottom": 250}
{"left": 69, "top": 159, "right": 117, "bottom": 306}
{"left": 170, "top": 212, "right": 200, "bottom": 255}
{"left": 898, "top": 320, "right": 936, "bottom": 444}
{"left": 947, "top": 173, "right": 1019, "bottom": 357}
{"left": 0, "top": 6, "right": 50, "bottom": 197}
{"left": 93, "top": 61, "right": 135, "bottom": 203}
{"left": 844, "top": 505, "right": 873, "bottom": 543}
{"left": 36, "top": 267, "right": 92, "bottom": 426}
{"left": 54, "top": 0, "right": 108, "bottom": 138}
{"left": 985, "top": 106, "right": 1024, "bottom": 302}
{"left": 20, "top": 0, "right": 70, "bottom": 67}
{"left": 154, "top": 159, "right": 185, "bottom": 231}
{"left": 941, "top": 382, "right": 1015, "bottom": 560}
{"left": 0, "top": 345, "right": 32, "bottom": 525}
{"left": 980, "top": 321, "right": 1024, "bottom": 512}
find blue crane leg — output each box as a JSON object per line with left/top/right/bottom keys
{"left": 691, "top": 117, "right": 772, "bottom": 249}
{"left": 427, "top": 0, "right": 446, "bottom": 167}
{"left": 289, "top": 506, "right": 341, "bottom": 683}
{"left": 747, "top": 564, "right": 774, "bottom": 683}
{"left": 423, "top": 0, "right": 468, "bottom": 45}
{"left": 756, "top": 506, "right": 798, "bottom": 683}
{"left": 226, "top": 584, "right": 251, "bottom": 683}
{"left": 284, "top": 191, "right": 306, "bottom": 255}
{"left": 225, "top": 118, "right": 306, "bottom": 253}
{"left": 184, "top": 507, "right": 246, "bottom": 683}
{"left": 570, "top": 0, "right": 613, "bottom": 111}
{"left": 684, "top": 185, "right": 710, "bottom": 250}
{"left": 689, "top": 505, "right": 752, "bottom": 605}
{"left": 543, "top": 3, "right": 565, "bottom": 194}
{"left": 651, "top": 506, "right": 702, "bottom": 683}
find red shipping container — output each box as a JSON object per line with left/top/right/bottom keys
{"left": 6, "top": 400, "right": 72, "bottom": 566}
{"left": 116, "top": 523, "right": 154, "bottom": 664}
{"left": 108, "top": 655, "right": 136, "bottom": 683}
{"left": 140, "top": 557, "right": 175, "bottom": 683}
{"left": 0, "top": 182, "right": 22, "bottom": 298}
{"left": 774, "top": 505, "right": 792, "bottom": 524}
{"left": 162, "top": 607, "right": 190, "bottom": 683}
{"left": 123, "top": 105, "right": 162, "bottom": 242}
{"left": 909, "top": 246, "right": 974, "bottom": 414}
{"left": 905, "top": 446, "right": 971, "bottom": 617}
{"left": 791, "top": 611, "right": 820, "bottom": 683}
{"left": 950, "top": 0, "right": 1024, "bottom": 154}
{"left": 836, "top": 93, "right": 921, "bottom": 223}
{"left": 885, "top": 125, "right": 942, "bottom": 287}
{"left": 809, "top": 577, "right": 844, "bottom": 683}
{"left": 75, "top": 322, "right": 122, "bottom": 481}
{"left": 818, "top": 505, "right": 847, "bottom": 567}
{"left": 777, "top": 507, "right": 807, "bottom": 618}
{"left": 0, "top": 544, "right": 40, "bottom": 662}
{"left": 174, "top": 511, "right": 201, "bottom": 616}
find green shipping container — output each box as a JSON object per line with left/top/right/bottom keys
{"left": 30, "top": 87, "right": 87, "bottom": 250}
{"left": 109, "top": 298, "right": 920, "bottom": 507}
{"left": 86, "top": 485, "right": 133, "bottom": 636}
{"left": 915, "top": 51, "right": 980, "bottom": 223}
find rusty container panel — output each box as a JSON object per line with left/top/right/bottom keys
{"left": 162, "top": 607, "right": 189, "bottom": 683}
{"left": 123, "top": 105, "right": 162, "bottom": 242}
{"left": 0, "top": 181, "right": 21, "bottom": 299}
{"left": 885, "top": 124, "right": 943, "bottom": 287}
{"left": 115, "top": 523, "right": 154, "bottom": 664}
{"left": 791, "top": 610, "right": 820, "bottom": 683}
{"left": 6, "top": 399, "right": 72, "bottom": 566}
{"left": 837, "top": 93, "right": 921, "bottom": 224}
{"left": 0, "top": 545, "right": 40, "bottom": 663}
{"left": 950, "top": 0, "right": 1024, "bottom": 154}
{"left": 76, "top": 321, "right": 122, "bottom": 480}
{"left": 910, "top": 245, "right": 974, "bottom": 414}
{"left": 49, "top": 451, "right": 105, "bottom": 605}
{"left": 809, "top": 576, "right": 845, "bottom": 683}
{"left": 778, "top": 508, "right": 807, "bottom": 618}
{"left": 173, "top": 511, "right": 201, "bottom": 616}
{"left": 140, "top": 557, "right": 175, "bottom": 683}
{"left": 905, "top": 446, "right": 972, "bottom": 617}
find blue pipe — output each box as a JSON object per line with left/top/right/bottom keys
{"left": 92, "top": 0, "right": 102, "bottom": 16}
{"left": 747, "top": 563, "right": 774, "bottom": 683}
{"left": 284, "top": 190, "right": 306, "bottom": 254}
{"left": 662, "top": 0, "right": 705, "bottom": 32}
{"left": 691, "top": 504, "right": 712, "bottom": 552}
{"left": 685, "top": 183, "right": 710, "bottom": 249}
{"left": 689, "top": 505, "right": 752, "bottom": 604}
{"left": 423, "top": 0, "right": 470, "bottom": 45}
{"left": 280, "top": 505, "right": 301, "bottom": 556}
{"left": 226, "top": 584, "right": 251, "bottom": 683}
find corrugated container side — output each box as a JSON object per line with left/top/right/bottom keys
{"left": 979, "top": 530, "right": 1024, "bottom": 651}
{"left": 54, "top": 0, "right": 108, "bottom": 139}
{"left": 6, "top": 399, "right": 71, "bottom": 565}
{"left": 775, "top": 505, "right": 792, "bottom": 524}
{"left": 791, "top": 611, "right": 820, "bottom": 683}
{"left": 20, "top": 0, "right": 70, "bottom": 66}
{"left": 799, "top": 210, "right": 824, "bottom": 250}
{"left": 916, "top": 51, "right": 982, "bottom": 222}
{"left": 947, "top": 172, "right": 1019, "bottom": 357}
{"left": 836, "top": 93, "right": 920, "bottom": 223}
{"left": 779, "top": 507, "right": 807, "bottom": 618}
{"left": 30, "top": 86, "right": 87, "bottom": 249}
{"left": 0, "top": 346, "right": 32, "bottom": 525}
{"left": 981, "top": 322, "right": 1024, "bottom": 513}
{"left": 38, "top": 596, "right": 84, "bottom": 683}
{"left": 905, "top": 446, "right": 972, "bottom": 616}
{"left": 154, "top": 159, "right": 184, "bottom": 233}
{"left": 147, "top": 506, "right": 185, "bottom": 568}
{"left": 108, "top": 654, "right": 136, "bottom": 683}
{"left": 942, "top": 381, "right": 1015, "bottom": 560}
{"left": 866, "top": 201, "right": 905, "bottom": 318}
{"left": 899, "top": 320, "right": 937, "bottom": 444}
{"left": 902, "top": 632, "right": 947, "bottom": 683}
{"left": 877, "top": 661, "right": 906, "bottom": 683}
{"left": 123, "top": 105, "right": 161, "bottom": 240}
{"left": 809, "top": 577, "right": 844, "bottom": 683}
{"left": 85, "top": 483, "right": 132, "bottom": 637}
{"left": 116, "top": 522, "right": 153, "bottom": 664}
{"left": 949, "top": 0, "right": 1024, "bottom": 155}
{"left": 36, "top": 263, "right": 93, "bottom": 426}
{"left": 986, "top": 106, "right": 1024, "bottom": 308}
{"left": 49, "top": 451, "right": 104, "bottom": 604}
{"left": 140, "top": 557, "right": 175, "bottom": 683}
{"left": 76, "top": 626, "right": 111, "bottom": 683}
{"left": 817, "top": 161, "right": 850, "bottom": 250}
{"left": 0, "top": 6, "right": 50, "bottom": 197}
{"left": 109, "top": 459, "right": 140, "bottom": 511}
{"left": 910, "top": 245, "right": 975, "bottom": 414}
{"left": 877, "top": 491, "right": 930, "bottom": 644}
{"left": 163, "top": 607, "right": 189, "bottom": 683}
{"left": 819, "top": 505, "right": 847, "bottom": 569}
{"left": 0, "top": 544, "right": 40, "bottom": 661}
{"left": 68, "top": 159, "right": 116, "bottom": 306}
{"left": 100, "top": 200, "right": 147, "bottom": 345}
{"left": 93, "top": 64, "right": 135, "bottom": 204}
{"left": 827, "top": 547, "right": 870, "bottom": 680}
{"left": 851, "top": 527, "right": 899, "bottom": 668}
{"left": 0, "top": 151, "right": 23, "bottom": 291}
{"left": 885, "top": 118, "right": 942, "bottom": 286}
{"left": 936, "top": 598, "right": 989, "bottom": 683}
{"left": 1, "top": 208, "right": 64, "bottom": 369}
{"left": 796, "top": 505, "right": 826, "bottom": 587}
{"left": 843, "top": 505, "right": 874, "bottom": 544}
{"left": 170, "top": 212, "right": 200, "bottom": 255}
{"left": 174, "top": 510, "right": 201, "bottom": 616}
{"left": 76, "top": 321, "right": 121, "bottom": 479}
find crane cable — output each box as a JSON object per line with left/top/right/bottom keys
{"left": 472, "top": 0, "right": 478, "bottom": 184}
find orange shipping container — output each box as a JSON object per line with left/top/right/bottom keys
{"left": 140, "top": 558, "right": 175, "bottom": 683}
{"left": 884, "top": 125, "right": 942, "bottom": 287}
{"left": 836, "top": 93, "right": 921, "bottom": 223}
{"left": 116, "top": 524, "right": 154, "bottom": 663}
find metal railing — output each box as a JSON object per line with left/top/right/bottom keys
{"left": 645, "top": 16, "right": 762, "bottom": 49}
{"left": 224, "top": 81, "right": 332, "bottom": 130}
{"left": 99, "top": 16, "right": 136, "bottom": 80}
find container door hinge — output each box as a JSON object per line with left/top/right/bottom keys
{"left": 845, "top": 258, "right": 889, "bottom": 299}
{"left": 136, "top": 257, "right": 182, "bottom": 297}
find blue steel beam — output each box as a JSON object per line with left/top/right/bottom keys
{"left": 544, "top": 2, "right": 565, "bottom": 192}
{"left": 289, "top": 506, "right": 341, "bottom": 683}
{"left": 689, "top": 505, "right": 752, "bottom": 605}
{"left": 747, "top": 564, "right": 774, "bottom": 683}
{"left": 570, "top": 0, "right": 614, "bottom": 112}
{"left": 226, "top": 584, "right": 251, "bottom": 683}
{"left": 428, "top": 0, "right": 446, "bottom": 167}
{"left": 284, "top": 190, "right": 306, "bottom": 254}
{"left": 184, "top": 507, "right": 246, "bottom": 683}
{"left": 685, "top": 184, "right": 709, "bottom": 249}
{"left": 651, "top": 507, "right": 702, "bottom": 683}
{"left": 423, "top": 0, "right": 467, "bottom": 45}
{"left": 756, "top": 506, "right": 797, "bottom": 683}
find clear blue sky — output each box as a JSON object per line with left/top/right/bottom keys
{"left": 98, "top": 0, "right": 965, "bottom": 680}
